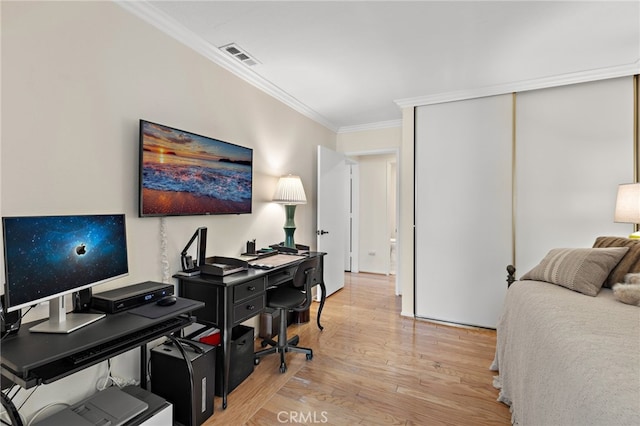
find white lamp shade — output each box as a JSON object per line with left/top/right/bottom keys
{"left": 614, "top": 183, "right": 640, "bottom": 223}
{"left": 273, "top": 175, "right": 307, "bottom": 204}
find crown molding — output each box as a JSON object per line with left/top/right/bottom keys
{"left": 115, "top": 0, "right": 338, "bottom": 132}
{"left": 338, "top": 119, "right": 402, "bottom": 134}
{"left": 396, "top": 60, "right": 640, "bottom": 108}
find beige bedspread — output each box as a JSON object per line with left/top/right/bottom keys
{"left": 491, "top": 280, "right": 640, "bottom": 425}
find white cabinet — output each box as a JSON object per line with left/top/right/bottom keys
{"left": 415, "top": 94, "right": 512, "bottom": 328}
{"left": 514, "top": 77, "right": 634, "bottom": 275}
{"left": 414, "top": 77, "right": 635, "bottom": 328}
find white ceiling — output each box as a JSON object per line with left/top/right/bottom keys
{"left": 121, "top": 1, "right": 640, "bottom": 132}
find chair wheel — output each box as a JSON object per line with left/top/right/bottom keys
{"left": 306, "top": 353, "right": 313, "bottom": 360}
{"left": 254, "top": 357, "right": 260, "bottom": 365}
{"left": 260, "top": 340, "right": 268, "bottom": 348}
{"left": 279, "top": 364, "right": 287, "bottom": 373}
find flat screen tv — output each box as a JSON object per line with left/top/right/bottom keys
{"left": 2, "top": 214, "right": 129, "bottom": 333}
{"left": 139, "top": 120, "right": 253, "bottom": 217}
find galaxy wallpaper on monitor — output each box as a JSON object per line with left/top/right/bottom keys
{"left": 2, "top": 214, "right": 129, "bottom": 310}
{"left": 140, "top": 120, "right": 253, "bottom": 216}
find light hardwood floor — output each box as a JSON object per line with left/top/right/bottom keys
{"left": 205, "top": 272, "right": 511, "bottom": 425}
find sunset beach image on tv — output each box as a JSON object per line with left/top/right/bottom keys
{"left": 139, "top": 120, "right": 253, "bottom": 216}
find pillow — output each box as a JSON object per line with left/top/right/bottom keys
{"left": 612, "top": 283, "right": 640, "bottom": 306}
{"left": 593, "top": 236, "right": 640, "bottom": 288}
{"left": 625, "top": 272, "right": 640, "bottom": 284}
{"left": 521, "top": 247, "right": 629, "bottom": 296}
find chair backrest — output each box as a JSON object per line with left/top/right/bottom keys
{"left": 290, "top": 256, "right": 320, "bottom": 312}
{"left": 292, "top": 256, "right": 320, "bottom": 289}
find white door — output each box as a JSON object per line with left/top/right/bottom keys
{"left": 515, "top": 78, "right": 634, "bottom": 274}
{"left": 415, "top": 94, "right": 512, "bottom": 328}
{"left": 317, "top": 145, "right": 348, "bottom": 300}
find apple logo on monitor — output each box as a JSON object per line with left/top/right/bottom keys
{"left": 75, "top": 244, "right": 87, "bottom": 256}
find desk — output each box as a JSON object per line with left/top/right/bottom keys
{"left": 1, "top": 297, "right": 204, "bottom": 391}
{"left": 175, "top": 252, "right": 326, "bottom": 409}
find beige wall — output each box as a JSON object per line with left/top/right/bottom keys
{"left": 337, "top": 126, "right": 401, "bottom": 153}
{"left": 355, "top": 154, "right": 396, "bottom": 274}
{"left": 1, "top": 1, "right": 335, "bottom": 418}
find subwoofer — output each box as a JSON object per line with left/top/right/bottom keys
{"left": 1, "top": 295, "right": 20, "bottom": 336}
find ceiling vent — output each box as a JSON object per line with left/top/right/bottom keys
{"left": 220, "top": 43, "right": 260, "bottom": 67}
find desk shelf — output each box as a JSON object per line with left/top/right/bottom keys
{"left": 1, "top": 298, "right": 204, "bottom": 391}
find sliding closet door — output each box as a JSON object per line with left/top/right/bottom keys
{"left": 515, "top": 77, "right": 635, "bottom": 276}
{"left": 415, "top": 95, "right": 512, "bottom": 328}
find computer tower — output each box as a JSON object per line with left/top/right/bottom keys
{"left": 150, "top": 340, "right": 215, "bottom": 426}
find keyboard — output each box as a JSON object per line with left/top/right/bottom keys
{"left": 69, "top": 316, "right": 187, "bottom": 365}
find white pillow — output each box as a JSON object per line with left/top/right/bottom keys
{"left": 612, "top": 283, "right": 640, "bottom": 307}
{"left": 624, "top": 272, "right": 640, "bottom": 284}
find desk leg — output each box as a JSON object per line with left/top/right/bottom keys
{"left": 140, "top": 344, "right": 148, "bottom": 390}
{"left": 222, "top": 289, "right": 232, "bottom": 410}
{"left": 316, "top": 282, "right": 326, "bottom": 331}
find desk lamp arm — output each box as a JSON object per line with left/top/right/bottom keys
{"left": 181, "top": 227, "right": 207, "bottom": 271}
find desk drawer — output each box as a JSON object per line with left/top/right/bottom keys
{"left": 267, "top": 266, "right": 296, "bottom": 287}
{"left": 233, "top": 294, "right": 265, "bottom": 324}
{"left": 233, "top": 278, "right": 265, "bottom": 303}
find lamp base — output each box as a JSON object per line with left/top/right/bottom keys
{"left": 283, "top": 205, "right": 297, "bottom": 248}
{"left": 628, "top": 231, "right": 640, "bottom": 239}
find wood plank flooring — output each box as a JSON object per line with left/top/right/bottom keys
{"left": 205, "top": 272, "right": 510, "bottom": 425}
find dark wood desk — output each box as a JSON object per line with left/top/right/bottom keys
{"left": 1, "top": 297, "right": 204, "bottom": 390}
{"left": 175, "top": 252, "right": 326, "bottom": 410}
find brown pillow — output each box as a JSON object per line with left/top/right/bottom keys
{"left": 521, "top": 247, "right": 629, "bottom": 296}
{"left": 592, "top": 236, "right": 640, "bottom": 288}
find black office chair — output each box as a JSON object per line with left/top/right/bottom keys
{"left": 254, "top": 256, "right": 320, "bottom": 373}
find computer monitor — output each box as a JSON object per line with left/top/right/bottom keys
{"left": 2, "top": 214, "right": 129, "bottom": 333}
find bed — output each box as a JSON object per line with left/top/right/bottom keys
{"left": 491, "top": 237, "right": 640, "bottom": 425}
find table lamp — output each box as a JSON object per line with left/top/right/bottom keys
{"left": 614, "top": 183, "right": 640, "bottom": 238}
{"left": 273, "top": 175, "right": 307, "bottom": 248}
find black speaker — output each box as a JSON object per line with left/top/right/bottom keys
{"left": 73, "top": 288, "right": 93, "bottom": 313}
{"left": 1, "top": 295, "right": 21, "bottom": 335}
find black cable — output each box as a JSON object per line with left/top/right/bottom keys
{"left": 1, "top": 391, "right": 22, "bottom": 426}
{"left": 1, "top": 385, "right": 13, "bottom": 398}
{"left": 147, "top": 356, "right": 152, "bottom": 383}
{"left": 7, "top": 386, "right": 20, "bottom": 402}
{"left": 16, "top": 386, "right": 38, "bottom": 412}
{"left": 18, "top": 307, "right": 33, "bottom": 320}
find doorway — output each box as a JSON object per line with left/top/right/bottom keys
{"left": 346, "top": 150, "right": 400, "bottom": 295}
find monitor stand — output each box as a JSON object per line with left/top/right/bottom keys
{"left": 29, "top": 295, "right": 105, "bottom": 334}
